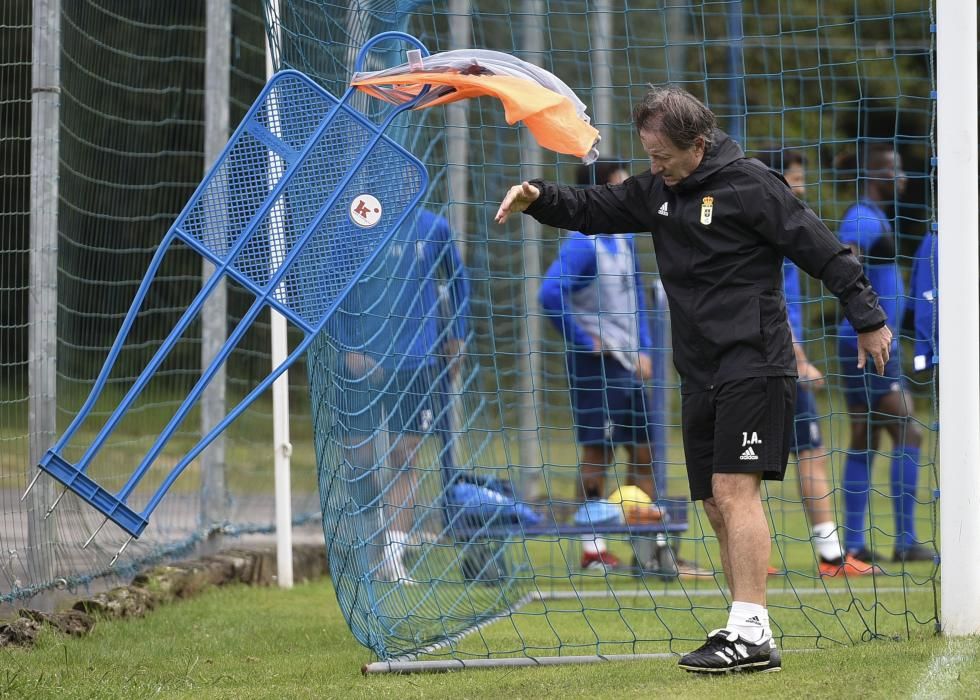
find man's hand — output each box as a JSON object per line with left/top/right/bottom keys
{"left": 344, "top": 351, "right": 379, "bottom": 379}
{"left": 589, "top": 333, "right": 602, "bottom": 355}
{"left": 443, "top": 337, "right": 465, "bottom": 382}
{"left": 796, "top": 359, "right": 825, "bottom": 390}
{"left": 636, "top": 353, "right": 654, "bottom": 381}
{"left": 494, "top": 181, "right": 540, "bottom": 224}
{"left": 857, "top": 325, "right": 892, "bottom": 375}
{"left": 792, "top": 337, "right": 824, "bottom": 389}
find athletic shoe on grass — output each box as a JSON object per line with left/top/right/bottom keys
{"left": 581, "top": 550, "right": 621, "bottom": 572}
{"left": 678, "top": 629, "right": 776, "bottom": 674}
{"left": 819, "top": 554, "right": 882, "bottom": 577}
{"left": 892, "top": 544, "right": 936, "bottom": 563}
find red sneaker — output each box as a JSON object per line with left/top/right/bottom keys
{"left": 581, "top": 550, "right": 621, "bottom": 571}
{"left": 819, "top": 554, "right": 882, "bottom": 577}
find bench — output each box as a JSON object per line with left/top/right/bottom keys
{"left": 446, "top": 497, "right": 690, "bottom": 580}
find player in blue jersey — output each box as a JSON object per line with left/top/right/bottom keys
{"left": 318, "top": 208, "right": 470, "bottom": 583}
{"left": 910, "top": 231, "right": 938, "bottom": 372}
{"left": 755, "top": 148, "right": 876, "bottom": 577}
{"left": 539, "top": 160, "right": 659, "bottom": 572}
{"left": 835, "top": 145, "right": 931, "bottom": 564}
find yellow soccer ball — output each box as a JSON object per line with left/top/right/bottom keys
{"left": 607, "top": 484, "right": 651, "bottom": 507}
{"left": 607, "top": 485, "right": 663, "bottom": 524}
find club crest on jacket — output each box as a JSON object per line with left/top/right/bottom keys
{"left": 700, "top": 196, "right": 714, "bottom": 225}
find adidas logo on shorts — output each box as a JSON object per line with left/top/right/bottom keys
{"left": 739, "top": 446, "right": 759, "bottom": 461}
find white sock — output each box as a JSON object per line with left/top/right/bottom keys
{"left": 812, "top": 521, "right": 844, "bottom": 562}
{"left": 381, "top": 540, "right": 406, "bottom": 577}
{"left": 727, "top": 601, "right": 769, "bottom": 643}
{"left": 582, "top": 537, "right": 607, "bottom": 556}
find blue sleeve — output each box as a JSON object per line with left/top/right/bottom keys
{"left": 539, "top": 233, "right": 598, "bottom": 352}
{"left": 330, "top": 275, "right": 384, "bottom": 357}
{"left": 838, "top": 204, "right": 884, "bottom": 255}
{"left": 630, "top": 237, "right": 653, "bottom": 350}
{"left": 782, "top": 260, "right": 804, "bottom": 340}
{"left": 432, "top": 216, "right": 471, "bottom": 341}
{"left": 911, "top": 233, "right": 938, "bottom": 368}
{"left": 839, "top": 205, "right": 904, "bottom": 333}
{"left": 866, "top": 263, "right": 903, "bottom": 334}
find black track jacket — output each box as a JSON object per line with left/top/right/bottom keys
{"left": 525, "top": 129, "right": 886, "bottom": 394}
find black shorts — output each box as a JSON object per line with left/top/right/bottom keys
{"left": 681, "top": 376, "right": 796, "bottom": 501}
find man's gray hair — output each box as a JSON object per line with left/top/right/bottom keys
{"left": 632, "top": 85, "right": 716, "bottom": 150}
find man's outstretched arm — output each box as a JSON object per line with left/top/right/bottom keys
{"left": 496, "top": 178, "right": 649, "bottom": 234}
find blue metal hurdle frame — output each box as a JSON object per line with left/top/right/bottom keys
{"left": 24, "top": 32, "right": 434, "bottom": 564}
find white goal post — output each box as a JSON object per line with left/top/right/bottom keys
{"left": 265, "top": 0, "right": 294, "bottom": 590}
{"left": 937, "top": 0, "right": 980, "bottom": 636}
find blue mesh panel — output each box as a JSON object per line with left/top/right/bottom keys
{"left": 233, "top": 109, "right": 373, "bottom": 289}
{"left": 33, "top": 68, "right": 427, "bottom": 548}
{"left": 178, "top": 130, "right": 276, "bottom": 261}
{"left": 256, "top": 72, "right": 339, "bottom": 152}
{"left": 280, "top": 136, "right": 426, "bottom": 327}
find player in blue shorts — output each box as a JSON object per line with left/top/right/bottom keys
{"left": 835, "top": 145, "right": 931, "bottom": 564}
{"left": 755, "top": 149, "right": 875, "bottom": 576}
{"left": 539, "top": 160, "right": 659, "bottom": 571}
{"left": 310, "top": 208, "right": 470, "bottom": 583}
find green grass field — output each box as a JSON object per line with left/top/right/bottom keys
{"left": 1, "top": 579, "right": 977, "bottom": 700}
{"left": 0, "top": 334, "right": 949, "bottom": 698}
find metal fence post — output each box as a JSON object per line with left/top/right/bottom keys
{"left": 27, "top": 0, "right": 61, "bottom": 598}
{"left": 201, "top": 0, "right": 231, "bottom": 531}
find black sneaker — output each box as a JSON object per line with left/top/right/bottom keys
{"left": 892, "top": 544, "right": 936, "bottom": 563}
{"left": 846, "top": 547, "right": 883, "bottom": 565}
{"left": 678, "top": 629, "right": 775, "bottom": 674}
{"left": 759, "top": 641, "right": 782, "bottom": 673}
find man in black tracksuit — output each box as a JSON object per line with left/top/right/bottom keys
{"left": 495, "top": 86, "right": 892, "bottom": 674}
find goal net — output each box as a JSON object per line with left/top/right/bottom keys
{"left": 269, "top": 0, "right": 938, "bottom": 668}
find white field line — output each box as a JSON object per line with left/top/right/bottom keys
{"left": 910, "top": 637, "right": 980, "bottom": 699}
{"left": 533, "top": 586, "right": 916, "bottom": 601}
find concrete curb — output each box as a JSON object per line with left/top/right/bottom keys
{"left": 0, "top": 543, "right": 328, "bottom": 648}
